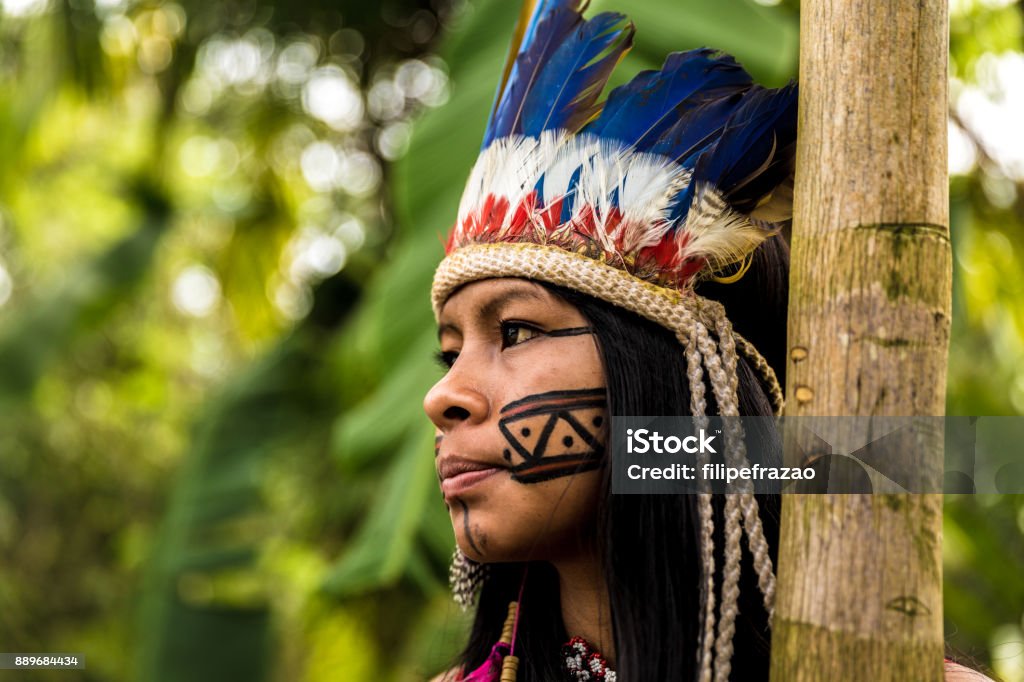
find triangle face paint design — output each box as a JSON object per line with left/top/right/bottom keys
{"left": 498, "top": 389, "right": 607, "bottom": 484}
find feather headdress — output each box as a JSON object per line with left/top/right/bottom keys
{"left": 440, "top": 0, "right": 797, "bottom": 292}
{"left": 433, "top": 2, "right": 796, "bottom": 680}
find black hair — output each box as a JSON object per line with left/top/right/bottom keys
{"left": 455, "top": 236, "right": 790, "bottom": 681}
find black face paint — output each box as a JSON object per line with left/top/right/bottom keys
{"left": 542, "top": 326, "right": 594, "bottom": 338}
{"left": 459, "top": 499, "right": 483, "bottom": 556}
{"left": 498, "top": 387, "right": 607, "bottom": 484}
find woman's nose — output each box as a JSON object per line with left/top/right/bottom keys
{"left": 423, "top": 358, "right": 490, "bottom": 431}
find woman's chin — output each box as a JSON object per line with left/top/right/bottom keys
{"left": 451, "top": 512, "right": 526, "bottom": 563}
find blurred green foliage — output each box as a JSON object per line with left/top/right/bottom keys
{"left": 0, "top": 0, "right": 1021, "bottom": 680}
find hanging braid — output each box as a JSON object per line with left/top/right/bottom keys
{"left": 684, "top": 324, "right": 717, "bottom": 682}
{"left": 694, "top": 303, "right": 780, "bottom": 680}
{"left": 714, "top": 312, "right": 778, "bottom": 620}
{"left": 690, "top": 314, "right": 745, "bottom": 682}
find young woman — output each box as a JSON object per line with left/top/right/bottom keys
{"left": 424, "top": 1, "right": 991, "bottom": 679}
{"left": 426, "top": 248, "right": 788, "bottom": 680}
{"left": 421, "top": 0, "right": 791, "bottom": 674}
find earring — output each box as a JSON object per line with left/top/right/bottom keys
{"left": 449, "top": 546, "right": 487, "bottom": 610}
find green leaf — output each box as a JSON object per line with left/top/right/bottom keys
{"left": 592, "top": 0, "right": 798, "bottom": 85}
{"left": 323, "top": 425, "right": 437, "bottom": 597}
{"left": 332, "top": 326, "right": 441, "bottom": 470}
{"left": 137, "top": 278, "right": 362, "bottom": 682}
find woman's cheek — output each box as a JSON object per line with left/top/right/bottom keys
{"left": 457, "top": 468, "right": 604, "bottom": 562}
{"left": 497, "top": 387, "right": 608, "bottom": 484}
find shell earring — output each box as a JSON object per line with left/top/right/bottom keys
{"left": 449, "top": 546, "right": 487, "bottom": 611}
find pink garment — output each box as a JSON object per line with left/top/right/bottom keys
{"left": 459, "top": 641, "right": 512, "bottom": 681}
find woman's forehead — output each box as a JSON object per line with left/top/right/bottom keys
{"left": 439, "top": 279, "right": 550, "bottom": 318}
{"left": 437, "top": 278, "right": 583, "bottom": 332}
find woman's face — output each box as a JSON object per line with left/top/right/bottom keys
{"left": 424, "top": 278, "right": 608, "bottom": 563}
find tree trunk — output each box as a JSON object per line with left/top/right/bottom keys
{"left": 769, "top": 1, "right": 950, "bottom": 680}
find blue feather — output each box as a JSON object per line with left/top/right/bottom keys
{"left": 520, "top": 11, "right": 634, "bottom": 136}
{"left": 485, "top": 1, "right": 547, "bottom": 129}
{"left": 649, "top": 95, "right": 744, "bottom": 165}
{"left": 518, "top": 1, "right": 560, "bottom": 61}
{"left": 485, "top": 2, "right": 633, "bottom": 148}
{"left": 558, "top": 165, "right": 584, "bottom": 222}
{"left": 485, "top": 1, "right": 584, "bottom": 148}
{"left": 584, "top": 49, "right": 752, "bottom": 152}
{"left": 698, "top": 86, "right": 797, "bottom": 189}
{"left": 669, "top": 83, "right": 797, "bottom": 221}
{"left": 481, "top": 2, "right": 797, "bottom": 233}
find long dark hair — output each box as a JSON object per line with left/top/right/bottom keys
{"left": 456, "top": 237, "right": 790, "bottom": 681}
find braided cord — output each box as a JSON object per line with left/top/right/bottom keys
{"left": 714, "top": 494, "right": 744, "bottom": 682}
{"left": 713, "top": 311, "right": 777, "bottom": 620}
{"left": 690, "top": 320, "right": 742, "bottom": 682}
{"left": 683, "top": 324, "right": 716, "bottom": 682}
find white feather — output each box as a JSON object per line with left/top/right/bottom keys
{"left": 453, "top": 132, "right": 775, "bottom": 279}
{"left": 617, "top": 155, "right": 690, "bottom": 252}
{"left": 542, "top": 134, "right": 601, "bottom": 204}
{"left": 676, "top": 184, "right": 772, "bottom": 269}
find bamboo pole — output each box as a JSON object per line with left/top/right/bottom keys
{"left": 770, "top": 1, "right": 950, "bottom": 680}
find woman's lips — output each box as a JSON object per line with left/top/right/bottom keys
{"left": 438, "top": 456, "right": 505, "bottom": 499}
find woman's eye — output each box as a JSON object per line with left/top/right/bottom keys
{"left": 435, "top": 349, "right": 458, "bottom": 370}
{"left": 501, "top": 322, "right": 541, "bottom": 348}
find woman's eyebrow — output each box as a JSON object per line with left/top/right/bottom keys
{"left": 437, "top": 321, "right": 460, "bottom": 340}
{"left": 437, "top": 287, "right": 548, "bottom": 340}
{"left": 476, "top": 288, "right": 546, "bottom": 325}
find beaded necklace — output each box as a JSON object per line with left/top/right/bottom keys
{"left": 562, "top": 637, "right": 616, "bottom": 681}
